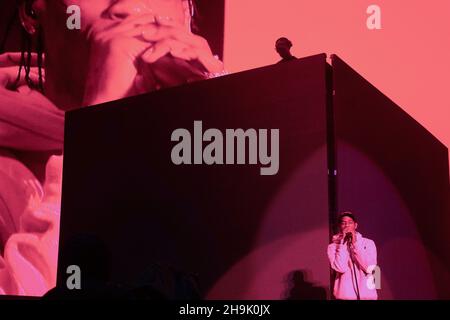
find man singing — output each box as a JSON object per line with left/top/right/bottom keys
{"left": 327, "top": 212, "right": 378, "bottom": 300}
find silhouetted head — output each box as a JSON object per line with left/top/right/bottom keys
{"left": 275, "top": 37, "right": 293, "bottom": 59}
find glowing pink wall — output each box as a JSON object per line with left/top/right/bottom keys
{"left": 224, "top": 0, "right": 450, "bottom": 169}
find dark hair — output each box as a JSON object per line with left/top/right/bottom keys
{"left": 0, "top": 0, "right": 44, "bottom": 92}
{"left": 0, "top": 4, "right": 19, "bottom": 53}
{"left": 338, "top": 211, "right": 357, "bottom": 224}
{"left": 188, "top": 0, "right": 200, "bottom": 33}
{"left": 187, "top": 0, "right": 195, "bottom": 18}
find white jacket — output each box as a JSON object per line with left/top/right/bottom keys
{"left": 327, "top": 232, "right": 378, "bottom": 300}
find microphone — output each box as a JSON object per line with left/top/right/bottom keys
{"left": 344, "top": 232, "right": 353, "bottom": 245}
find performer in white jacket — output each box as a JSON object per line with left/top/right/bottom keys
{"left": 327, "top": 212, "right": 378, "bottom": 300}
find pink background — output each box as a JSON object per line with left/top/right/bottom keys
{"left": 223, "top": 0, "right": 450, "bottom": 171}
